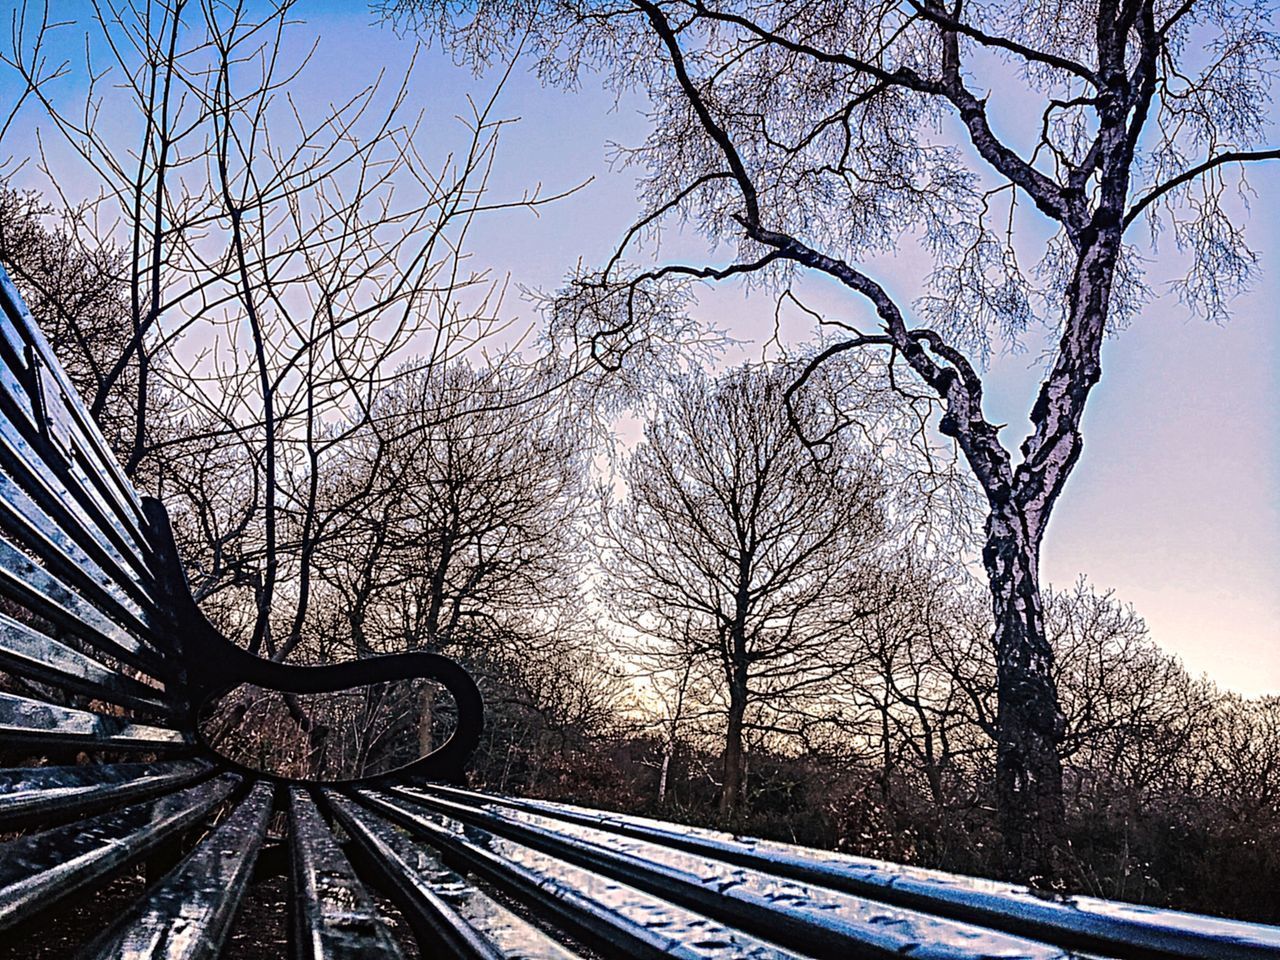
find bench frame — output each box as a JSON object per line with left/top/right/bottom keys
{"left": 143, "top": 497, "right": 485, "bottom": 785}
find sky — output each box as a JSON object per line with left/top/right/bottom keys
{"left": 1, "top": 2, "right": 1276, "bottom": 694}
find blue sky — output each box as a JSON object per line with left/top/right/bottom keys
{"left": 3, "top": 2, "right": 1277, "bottom": 693}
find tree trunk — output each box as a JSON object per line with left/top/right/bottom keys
{"left": 984, "top": 505, "right": 1066, "bottom": 884}
{"left": 418, "top": 685, "right": 436, "bottom": 757}
{"left": 661, "top": 658, "right": 692, "bottom": 805}
{"left": 658, "top": 744, "right": 672, "bottom": 804}
{"left": 719, "top": 685, "right": 746, "bottom": 815}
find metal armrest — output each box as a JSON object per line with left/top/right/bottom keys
{"left": 140, "top": 498, "right": 484, "bottom": 785}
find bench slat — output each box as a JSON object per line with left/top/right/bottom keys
{"left": 0, "top": 610, "right": 174, "bottom": 717}
{"left": 289, "top": 788, "right": 406, "bottom": 960}
{"left": 0, "top": 537, "right": 167, "bottom": 676}
{"left": 386, "top": 787, "right": 1075, "bottom": 960}
{"left": 351, "top": 789, "right": 807, "bottom": 960}
{"left": 0, "top": 270, "right": 148, "bottom": 533}
{"left": 0, "top": 759, "right": 211, "bottom": 830}
{"left": 329, "top": 791, "right": 581, "bottom": 960}
{"left": 0, "top": 414, "right": 158, "bottom": 600}
{"left": 0, "top": 359, "right": 152, "bottom": 573}
{"left": 0, "top": 457, "right": 162, "bottom": 637}
{"left": 416, "top": 786, "right": 1280, "bottom": 960}
{"left": 0, "top": 313, "right": 34, "bottom": 423}
{"left": 0, "top": 773, "right": 238, "bottom": 931}
{"left": 77, "top": 780, "right": 273, "bottom": 960}
{"left": 0, "top": 691, "right": 189, "bottom": 752}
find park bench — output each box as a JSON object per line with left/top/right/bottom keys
{"left": 0, "top": 261, "right": 1276, "bottom": 960}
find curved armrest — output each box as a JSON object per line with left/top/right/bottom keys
{"left": 140, "top": 498, "right": 484, "bottom": 785}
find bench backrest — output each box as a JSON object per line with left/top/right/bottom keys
{"left": 0, "top": 266, "right": 190, "bottom": 760}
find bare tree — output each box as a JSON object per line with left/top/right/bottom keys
{"left": 1047, "top": 579, "right": 1211, "bottom": 797}
{"left": 847, "top": 560, "right": 993, "bottom": 821}
{"left": 217, "top": 360, "right": 585, "bottom": 768}
{"left": 602, "top": 362, "right": 930, "bottom": 814}
{"left": 306, "top": 363, "right": 587, "bottom": 658}
{"left": 179, "top": 358, "right": 594, "bottom": 779}
{"left": 389, "top": 0, "right": 1279, "bottom": 878}
{"left": 1195, "top": 693, "right": 1280, "bottom": 828}
{"left": 0, "top": 185, "right": 147, "bottom": 450}
{"left": 3, "top": 1, "right": 578, "bottom": 660}
{"left": 646, "top": 639, "right": 697, "bottom": 805}
{"left": 467, "top": 606, "right": 636, "bottom": 794}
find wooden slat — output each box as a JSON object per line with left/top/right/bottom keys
{"left": 349, "top": 789, "right": 807, "bottom": 960}
{"left": 413, "top": 786, "right": 1280, "bottom": 960}
{"left": 0, "top": 315, "right": 35, "bottom": 427}
{"left": 290, "top": 788, "right": 406, "bottom": 960}
{"left": 0, "top": 691, "right": 189, "bottom": 752}
{"left": 0, "top": 759, "right": 210, "bottom": 830}
{"left": 0, "top": 610, "right": 173, "bottom": 717}
{"left": 0, "top": 774, "right": 238, "bottom": 931}
{"left": 326, "top": 791, "right": 581, "bottom": 960}
{"left": 0, "top": 357, "right": 151, "bottom": 572}
{"left": 0, "top": 273, "right": 156, "bottom": 620}
{"left": 77, "top": 780, "right": 273, "bottom": 960}
{"left": 0, "top": 413, "right": 157, "bottom": 598}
